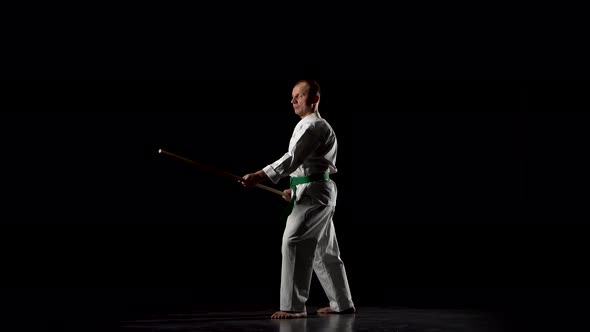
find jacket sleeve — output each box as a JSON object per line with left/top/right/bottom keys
{"left": 262, "top": 123, "right": 321, "bottom": 184}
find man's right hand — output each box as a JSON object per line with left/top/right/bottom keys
{"left": 240, "top": 170, "right": 268, "bottom": 188}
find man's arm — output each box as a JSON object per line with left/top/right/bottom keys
{"left": 261, "top": 123, "right": 322, "bottom": 183}
{"left": 240, "top": 122, "right": 322, "bottom": 189}
{"left": 240, "top": 169, "right": 269, "bottom": 188}
{"left": 241, "top": 170, "right": 291, "bottom": 201}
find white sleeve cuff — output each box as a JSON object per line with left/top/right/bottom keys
{"left": 262, "top": 165, "right": 281, "bottom": 184}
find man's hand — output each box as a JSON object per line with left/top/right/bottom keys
{"left": 282, "top": 188, "right": 292, "bottom": 202}
{"left": 240, "top": 170, "right": 268, "bottom": 188}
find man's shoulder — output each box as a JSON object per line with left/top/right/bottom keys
{"left": 300, "top": 118, "right": 331, "bottom": 131}
{"left": 297, "top": 114, "right": 334, "bottom": 133}
{"left": 314, "top": 117, "right": 335, "bottom": 132}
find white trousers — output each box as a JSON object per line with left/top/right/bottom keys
{"left": 280, "top": 201, "right": 354, "bottom": 312}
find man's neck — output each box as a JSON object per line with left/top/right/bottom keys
{"left": 299, "top": 110, "right": 317, "bottom": 119}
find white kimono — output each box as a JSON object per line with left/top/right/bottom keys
{"left": 263, "top": 112, "right": 354, "bottom": 313}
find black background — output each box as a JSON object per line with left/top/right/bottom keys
{"left": 2, "top": 5, "right": 590, "bottom": 330}
{"left": 2, "top": 79, "right": 589, "bottom": 331}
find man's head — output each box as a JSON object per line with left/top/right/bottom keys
{"left": 291, "top": 80, "right": 320, "bottom": 118}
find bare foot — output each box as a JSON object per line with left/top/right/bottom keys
{"left": 317, "top": 306, "right": 356, "bottom": 314}
{"left": 271, "top": 311, "right": 307, "bottom": 319}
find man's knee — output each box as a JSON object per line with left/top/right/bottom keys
{"left": 281, "top": 236, "right": 297, "bottom": 254}
{"left": 315, "top": 251, "right": 343, "bottom": 265}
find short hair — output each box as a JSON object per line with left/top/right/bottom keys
{"left": 295, "top": 80, "right": 321, "bottom": 101}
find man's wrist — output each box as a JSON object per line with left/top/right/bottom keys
{"left": 255, "top": 170, "right": 268, "bottom": 181}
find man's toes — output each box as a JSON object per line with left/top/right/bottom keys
{"left": 317, "top": 306, "right": 356, "bottom": 314}
{"left": 271, "top": 311, "right": 307, "bottom": 319}
{"left": 317, "top": 307, "right": 333, "bottom": 314}
{"left": 271, "top": 311, "right": 288, "bottom": 319}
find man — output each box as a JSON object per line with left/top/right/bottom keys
{"left": 240, "top": 80, "right": 355, "bottom": 319}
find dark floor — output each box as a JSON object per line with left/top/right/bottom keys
{"left": 3, "top": 291, "right": 588, "bottom": 332}
{"left": 102, "top": 307, "right": 507, "bottom": 332}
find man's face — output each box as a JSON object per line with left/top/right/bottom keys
{"left": 291, "top": 83, "right": 312, "bottom": 117}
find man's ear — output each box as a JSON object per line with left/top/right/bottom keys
{"left": 311, "top": 95, "right": 320, "bottom": 104}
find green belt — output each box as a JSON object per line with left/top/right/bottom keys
{"left": 280, "top": 172, "right": 330, "bottom": 222}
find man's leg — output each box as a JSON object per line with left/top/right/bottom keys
{"left": 313, "top": 208, "right": 355, "bottom": 314}
{"left": 274, "top": 203, "right": 324, "bottom": 318}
